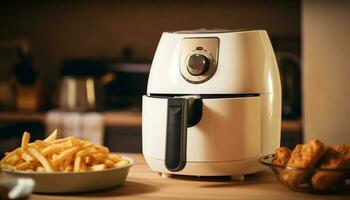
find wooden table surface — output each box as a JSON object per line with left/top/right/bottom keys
{"left": 30, "top": 153, "right": 349, "bottom": 200}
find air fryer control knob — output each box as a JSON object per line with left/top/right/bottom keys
{"left": 187, "top": 54, "right": 209, "bottom": 76}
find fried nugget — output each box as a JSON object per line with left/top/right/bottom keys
{"left": 280, "top": 139, "right": 327, "bottom": 188}
{"left": 336, "top": 145, "right": 350, "bottom": 179}
{"left": 272, "top": 147, "right": 291, "bottom": 166}
{"left": 311, "top": 147, "right": 346, "bottom": 190}
{"left": 288, "top": 140, "right": 327, "bottom": 168}
{"left": 335, "top": 144, "right": 350, "bottom": 167}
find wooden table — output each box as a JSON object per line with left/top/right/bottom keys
{"left": 30, "top": 153, "right": 349, "bottom": 200}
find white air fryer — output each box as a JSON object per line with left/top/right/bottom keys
{"left": 142, "top": 29, "right": 281, "bottom": 179}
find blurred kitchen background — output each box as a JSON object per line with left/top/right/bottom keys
{"left": 0, "top": 0, "right": 349, "bottom": 156}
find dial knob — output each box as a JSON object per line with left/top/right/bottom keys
{"left": 187, "top": 54, "right": 209, "bottom": 76}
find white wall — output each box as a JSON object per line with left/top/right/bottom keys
{"left": 302, "top": 0, "right": 350, "bottom": 145}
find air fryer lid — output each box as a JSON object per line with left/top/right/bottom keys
{"left": 147, "top": 30, "right": 279, "bottom": 95}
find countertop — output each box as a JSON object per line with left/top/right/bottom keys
{"left": 0, "top": 112, "right": 302, "bottom": 132}
{"left": 30, "top": 153, "right": 349, "bottom": 200}
{"left": 0, "top": 111, "right": 142, "bottom": 127}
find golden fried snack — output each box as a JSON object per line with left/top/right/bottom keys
{"left": 272, "top": 147, "right": 291, "bottom": 166}
{"left": 311, "top": 147, "right": 347, "bottom": 190}
{"left": 335, "top": 144, "right": 350, "bottom": 166}
{"left": 0, "top": 130, "right": 129, "bottom": 172}
{"left": 280, "top": 139, "right": 326, "bottom": 188}
{"left": 335, "top": 145, "right": 350, "bottom": 178}
{"left": 288, "top": 140, "right": 327, "bottom": 168}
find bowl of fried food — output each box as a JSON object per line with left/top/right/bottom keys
{"left": 0, "top": 130, "right": 134, "bottom": 194}
{"left": 260, "top": 139, "right": 350, "bottom": 194}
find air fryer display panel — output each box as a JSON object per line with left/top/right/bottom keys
{"left": 180, "top": 38, "right": 219, "bottom": 84}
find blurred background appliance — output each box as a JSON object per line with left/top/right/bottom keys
{"left": 59, "top": 76, "right": 103, "bottom": 112}
{"left": 45, "top": 57, "right": 151, "bottom": 146}
{"left": 276, "top": 52, "right": 301, "bottom": 119}
{"left": 61, "top": 58, "right": 151, "bottom": 110}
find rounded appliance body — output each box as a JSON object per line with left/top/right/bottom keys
{"left": 142, "top": 29, "right": 281, "bottom": 177}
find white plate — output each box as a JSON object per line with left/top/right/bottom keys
{"left": 2, "top": 156, "right": 135, "bottom": 194}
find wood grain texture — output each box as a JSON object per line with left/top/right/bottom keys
{"left": 30, "top": 153, "right": 349, "bottom": 200}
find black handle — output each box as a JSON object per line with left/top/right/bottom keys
{"left": 165, "top": 98, "right": 187, "bottom": 172}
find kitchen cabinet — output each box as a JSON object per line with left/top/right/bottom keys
{"left": 30, "top": 153, "right": 349, "bottom": 200}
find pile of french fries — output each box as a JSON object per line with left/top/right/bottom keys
{"left": 0, "top": 130, "right": 129, "bottom": 172}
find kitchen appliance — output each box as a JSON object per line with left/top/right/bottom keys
{"left": 276, "top": 52, "right": 301, "bottom": 119}
{"left": 62, "top": 59, "right": 150, "bottom": 110}
{"left": 142, "top": 29, "right": 281, "bottom": 179}
{"left": 53, "top": 61, "right": 106, "bottom": 145}
{"left": 58, "top": 76, "right": 103, "bottom": 112}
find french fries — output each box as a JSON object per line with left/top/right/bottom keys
{"left": 21, "top": 131, "right": 30, "bottom": 152}
{"left": 27, "top": 147, "right": 54, "bottom": 172}
{"left": 43, "top": 129, "right": 57, "bottom": 142}
{"left": 0, "top": 130, "right": 129, "bottom": 172}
